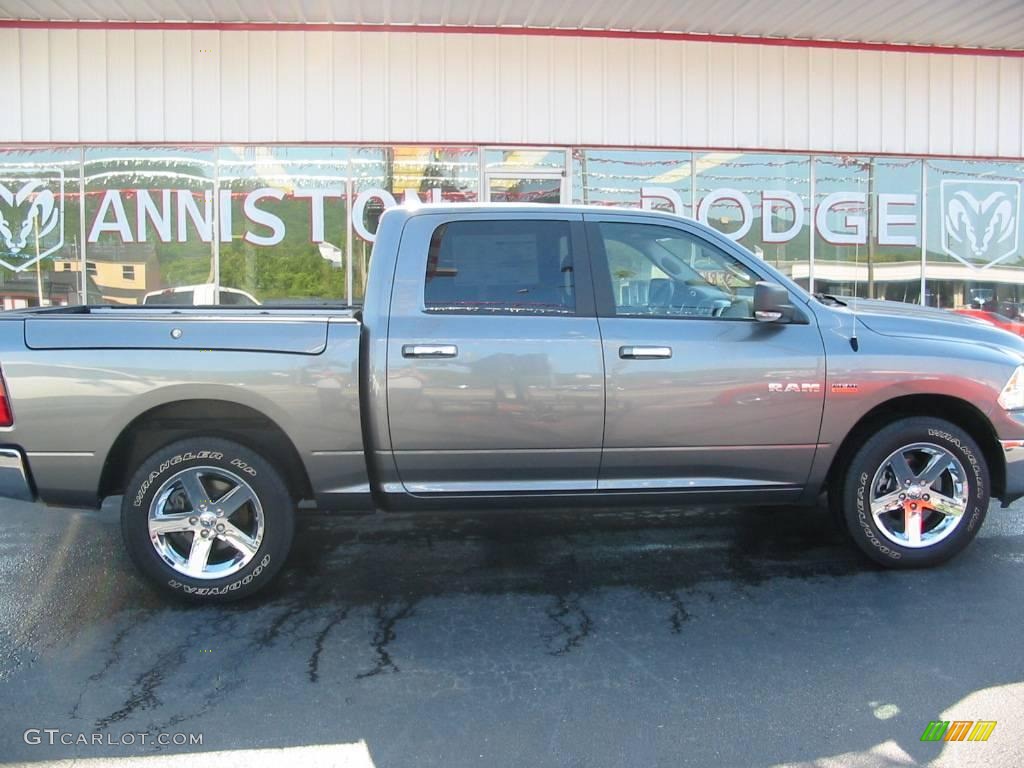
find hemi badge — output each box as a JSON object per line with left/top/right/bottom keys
{"left": 831, "top": 383, "right": 859, "bottom": 394}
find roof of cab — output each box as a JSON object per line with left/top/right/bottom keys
{"left": 384, "top": 202, "right": 687, "bottom": 220}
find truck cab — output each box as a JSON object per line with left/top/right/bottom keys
{"left": 370, "top": 206, "right": 824, "bottom": 501}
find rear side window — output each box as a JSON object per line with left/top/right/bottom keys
{"left": 424, "top": 220, "right": 576, "bottom": 315}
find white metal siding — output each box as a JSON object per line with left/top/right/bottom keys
{"left": 2, "top": 28, "right": 1022, "bottom": 158}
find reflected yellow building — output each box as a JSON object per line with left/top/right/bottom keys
{"left": 54, "top": 244, "right": 162, "bottom": 305}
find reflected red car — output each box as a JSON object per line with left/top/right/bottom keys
{"left": 952, "top": 308, "right": 1024, "bottom": 337}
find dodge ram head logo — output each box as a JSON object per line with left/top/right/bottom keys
{"left": 0, "top": 169, "right": 65, "bottom": 272}
{"left": 941, "top": 180, "right": 1020, "bottom": 270}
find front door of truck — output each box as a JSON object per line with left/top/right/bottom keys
{"left": 386, "top": 211, "right": 604, "bottom": 494}
{"left": 583, "top": 213, "right": 826, "bottom": 495}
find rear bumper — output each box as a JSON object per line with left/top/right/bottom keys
{"left": 0, "top": 448, "right": 35, "bottom": 502}
{"left": 1000, "top": 439, "right": 1024, "bottom": 506}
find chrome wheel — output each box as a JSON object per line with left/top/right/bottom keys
{"left": 869, "top": 442, "right": 969, "bottom": 549}
{"left": 147, "top": 466, "right": 265, "bottom": 580}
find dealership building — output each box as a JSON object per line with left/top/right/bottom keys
{"left": 0, "top": 2, "right": 1023, "bottom": 312}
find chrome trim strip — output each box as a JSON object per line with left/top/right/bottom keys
{"left": 597, "top": 477, "right": 790, "bottom": 491}
{"left": 26, "top": 451, "right": 95, "bottom": 458}
{"left": 405, "top": 479, "right": 596, "bottom": 494}
{"left": 391, "top": 447, "right": 603, "bottom": 455}
{"left": 388, "top": 445, "right": 811, "bottom": 457}
{"left": 601, "top": 444, "right": 819, "bottom": 453}
{"left": 321, "top": 483, "right": 372, "bottom": 494}
{"left": 57, "top": 311, "right": 357, "bottom": 324}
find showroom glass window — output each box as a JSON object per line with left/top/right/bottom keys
{"left": 572, "top": 149, "right": 693, "bottom": 215}
{"left": 696, "top": 153, "right": 811, "bottom": 290}
{"left": 813, "top": 156, "right": 923, "bottom": 301}
{"left": 812, "top": 155, "right": 870, "bottom": 298}
{"left": 924, "top": 159, "right": 1024, "bottom": 314}
{"left": 352, "top": 146, "right": 479, "bottom": 302}
{"left": 0, "top": 147, "right": 82, "bottom": 309}
{"left": 83, "top": 146, "right": 216, "bottom": 306}
{"left": 217, "top": 146, "right": 349, "bottom": 306}
{"left": 485, "top": 148, "right": 565, "bottom": 203}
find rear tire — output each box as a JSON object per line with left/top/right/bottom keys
{"left": 121, "top": 437, "right": 294, "bottom": 602}
{"left": 842, "top": 417, "right": 988, "bottom": 568}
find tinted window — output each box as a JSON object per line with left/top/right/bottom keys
{"left": 424, "top": 220, "right": 575, "bottom": 315}
{"left": 597, "top": 222, "right": 758, "bottom": 319}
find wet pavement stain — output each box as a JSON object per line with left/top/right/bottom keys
{"left": 92, "top": 622, "right": 200, "bottom": 731}
{"left": 82, "top": 609, "right": 249, "bottom": 733}
{"left": 308, "top": 607, "right": 349, "bottom": 683}
{"left": 251, "top": 601, "right": 318, "bottom": 650}
{"left": 155, "top": 668, "right": 243, "bottom": 736}
{"left": 69, "top": 613, "right": 149, "bottom": 721}
{"left": 119, "top": 612, "right": 256, "bottom": 737}
{"left": 357, "top": 600, "right": 418, "bottom": 678}
{"left": 655, "top": 590, "right": 690, "bottom": 634}
{"left": 542, "top": 593, "right": 592, "bottom": 656}
{"left": 87, "top": 622, "right": 136, "bottom": 683}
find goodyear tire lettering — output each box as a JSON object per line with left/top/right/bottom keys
{"left": 166, "top": 554, "right": 271, "bottom": 596}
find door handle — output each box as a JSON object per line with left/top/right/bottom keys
{"left": 619, "top": 345, "right": 672, "bottom": 359}
{"left": 402, "top": 344, "right": 458, "bottom": 358}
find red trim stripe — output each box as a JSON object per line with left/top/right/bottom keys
{"left": 0, "top": 141, "right": 1021, "bottom": 163}
{"left": 0, "top": 19, "right": 1021, "bottom": 58}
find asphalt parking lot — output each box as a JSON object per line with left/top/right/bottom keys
{"left": 1, "top": 496, "right": 1023, "bottom": 768}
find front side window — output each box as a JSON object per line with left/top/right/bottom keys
{"left": 424, "top": 220, "right": 575, "bottom": 315}
{"left": 596, "top": 222, "right": 758, "bottom": 320}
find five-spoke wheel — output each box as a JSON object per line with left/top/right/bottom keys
{"left": 148, "top": 466, "right": 265, "bottom": 580}
{"left": 869, "top": 442, "right": 968, "bottom": 549}
{"left": 122, "top": 438, "right": 294, "bottom": 601}
{"left": 842, "top": 417, "right": 988, "bottom": 568}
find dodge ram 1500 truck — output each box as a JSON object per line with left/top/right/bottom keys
{"left": 1, "top": 204, "right": 1023, "bottom": 601}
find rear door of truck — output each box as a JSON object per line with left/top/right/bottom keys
{"left": 385, "top": 210, "right": 604, "bottom": 495}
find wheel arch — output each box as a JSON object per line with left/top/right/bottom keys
{"left": 98, "top": 399, "right": 313, "bottom": 504}
{"left": 824, "top": 394, "right": 1004, "bottom": 501}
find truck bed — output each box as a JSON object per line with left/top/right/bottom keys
{"left": 0, "top": 306, "right": 368, "bottom": 510}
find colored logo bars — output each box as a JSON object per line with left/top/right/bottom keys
{"left": 920, "top": 720, "right": 997, "bottom": 742}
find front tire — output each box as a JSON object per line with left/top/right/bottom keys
{"left": 121, "top": 437, "right": 294, "bottom": 602}
{"left": 842, "top": 417, "right": 988, "bottom": 568}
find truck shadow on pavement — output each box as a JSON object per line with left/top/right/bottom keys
{"left": 3, "top": 500, "right": 1023, "bottom": 767}
{"left": 269, "top": 503, "right": 870, "bottom": 673}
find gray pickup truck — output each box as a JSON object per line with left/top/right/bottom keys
{"left": 1, "top": 204, "right": 1023, "bottom": 601}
